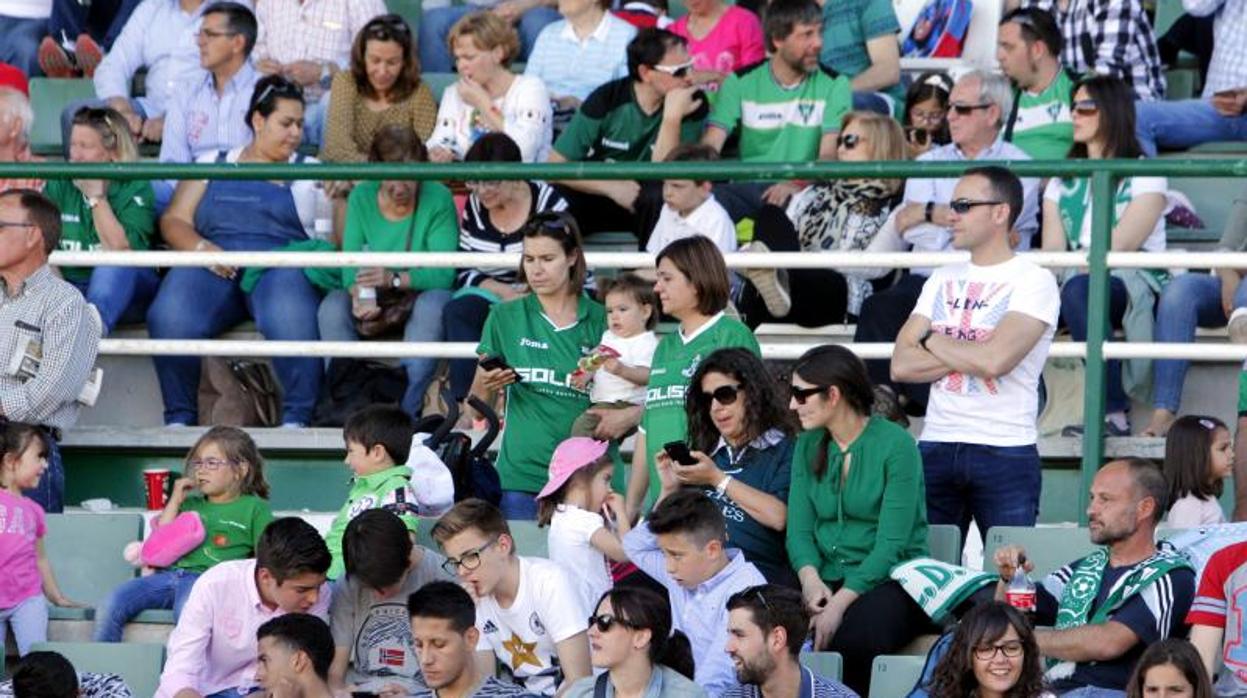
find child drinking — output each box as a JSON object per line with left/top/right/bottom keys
{"left": 1163, "top": 415, "right": 1232, "bottom": 527}
{"left": 93, "top": 426, "right": 273, "bottom": 642}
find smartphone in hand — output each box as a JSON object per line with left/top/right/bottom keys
{"left": 663, "top": 441, "right": 698, "bottom": 465}
{"left": 479, "top": 355, "right": 521, "bottom": 381}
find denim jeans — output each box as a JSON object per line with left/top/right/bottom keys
{"left": 49, "top": 0, "right": 143, "bottom": 49}
{"left": 0, "top": 594, "right": 48, "bottom": 656}
{"left": 443, "top": 292, "right": 495, "bottom": 401}
{"left": 1058, "top": 687, "right": 1126, "bottom": 698}
{"left": 23, "top": 436, "right": 64, "bottom": 513}
{"left": 418, "top": 5, "right": 559, "bottom": 73}
{"left": 68, "top": 266, "right": 161, "bottom": 336}
{"left": 93, "top": 568, "right": 200, "bottom": 642}
{"left": 918, "top": 441, "right": 1042, "bottom": 545}
{"left": 500, "top": 490, "right": 539, "bottom": 520}
{"left": 146, "top": 266, "right": 323, "bottom": 425}
{"left": 1153, "top": 272, "right": 1247, "bottom": 412}
{"left": 1061, "top": 274, "right": 1129, "bottom": 413}
{"left": 318, "top": 288, "right": 451, "bottom": 418}
{"left": 1135, "top": 98, "right": 1247, "bottom": 157}
{"left": 0, "top": 16, "right": 48, "bottom": 77}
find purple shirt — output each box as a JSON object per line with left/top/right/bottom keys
{"left": 0, "top": 490, "right": 45, "bottom": 609}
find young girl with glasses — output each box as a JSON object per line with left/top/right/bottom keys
{"left": 928, "top": 601, "right": 1051, "bottom": 698}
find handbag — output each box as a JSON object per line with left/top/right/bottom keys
{"left": 141, "top": 511, "right": 206, "bottom": 568}
{"left": 354, "top": 208, "right": 420, "bottom": 338}
{"left": 198, "top": 358, "right": 282, "bottom": 427}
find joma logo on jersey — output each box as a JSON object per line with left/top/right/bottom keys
{"left": 520, "top": 337, "right": 550, "bottom": 350}
{"left": 647, "top": 384, "right": 687, "bottom": 402}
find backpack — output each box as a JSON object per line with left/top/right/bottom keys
{"left": 311, "top": 359, "right": 408, "bottom": 427}
{"left": 906, "top": 628, "right": 956, "bottom": 697}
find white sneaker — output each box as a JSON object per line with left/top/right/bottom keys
{"left": 1229, "top": 307, "right": 1247, "bottom": 344}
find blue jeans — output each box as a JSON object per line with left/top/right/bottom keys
{"left": 0, "top": 16, "right": 47, "bottom": 77}
{"left": 49, "top": 0, "right": 142, "bottom": 50}
{"left": 418, "top": 5, "right": 559, "bottom": 73}
{"left": 0, "top": 594, "right": 48, "bottom": 657}
{"left": 317, "top": 288, "right": 452, "bottom": 417}
{"left": 1135, "top": 98, "right": 1247, "bottom": 157}
{"left": 93, "top": 568, "right": 200, "bottom": 642}
{"left": 1058, "top": 688, "right": 1126, "bottom": 698}
{"left": 443, "top": 292, "right": 495, "bottom": 401}
{"left": 919, "top": 441, "right": 1041, "bottom": 545}
{"left": 23, "top": 436, "right": 64, "bottom": 513}
{"left": 1153, "top": 272, "right": 1247, "bottom": 412}
{"left": 146, "top": 266, "right": 323, "bottom": 426}
{"left": 68, "top": 266, "right": 161, "bottom": 336}
{"left": 1061, "top": 274, "right": 1130, "bottom": 413}
{"left": 500, "top": 490, "right": 538, "bottom": 520}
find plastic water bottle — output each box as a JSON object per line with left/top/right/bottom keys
{"left": 1005, "top": 554, "right": 1037, "bottom": 615}
{"left": 356, "top": 243, "right": 378, "bottom": 310}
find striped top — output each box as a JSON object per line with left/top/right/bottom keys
{"left": 456, "top": 180, "right": 568, "bottom": 288}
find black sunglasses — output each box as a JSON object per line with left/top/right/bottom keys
{"left": 790, "top": 385, "right": 828, "bottom": 405}
{"left": 1072, "top": 99, "right": 1099, "bottom": 116}
{"left": 949, "top": 198, "right": 1004, "bottom": 214}
{"left": 837, "top": 133, "right": 864, "bottom": 150}
{"left": 950, "top": 102, "right": 992, "bottom": 115}
{"left": 588, "top": 613, "right": 635, "bottom": 633}
{"left": 700, "top": 384, "right": 742, "bottom": 406}
{"left": 366, "top": 14, "right": 412, "bottom": 38}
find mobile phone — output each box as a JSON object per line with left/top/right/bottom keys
{"left": 479, "top": 355, "right": 520, "bottom": 380}
{"left": 351, "top": 693, "right": 380, "bottom": 698}
{"left": 663, "top": 440, "right": 698, "bottom": 465}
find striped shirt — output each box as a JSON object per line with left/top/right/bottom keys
{"left": 253, "top": 0, "right": 388, "bottom": 102}
{"left": 1183, "top": 0, "right": 1247, "bottom": 96}
{"left": 456, "top": 180, "right": 568, "bottom": 288}
{"left": 159, "top": 62, "right": 259, "bottom": 164}
{"left": 0, "top": 266, "right": 101, "bottom": 432}
{"left": 524, "top": 13, "right": 636, "bottom": 102}
{"left": 721, "top": 668, "right": 859, "bottom": 698}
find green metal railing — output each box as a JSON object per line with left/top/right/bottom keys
{"left": 6, "top": 157, "right": 1247, "bottom": 523}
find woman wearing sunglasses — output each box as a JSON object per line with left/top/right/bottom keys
{"left": 1039, "top": 75, "right": 1170, "bottom": 439}
{"left": 786, "top": 343, "right": 931, "bottom": 694}
{"left": 565, "top": 587, "right": 703, "bottom": 698}
{"left": 669, "top": 347, "right": 797, "bottom": 586}
{"left": 669, "top": 0, "right": 764, "bottom": 90}
{"left": 927, "top": 602, "right": 1051, "bottom": 698}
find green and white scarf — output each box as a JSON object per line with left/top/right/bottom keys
{"left": 1055, "top": 177, "right": 1168, "bottom": 285}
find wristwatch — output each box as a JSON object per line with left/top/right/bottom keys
{"left": 919, "top": 328, "right": 934, "bottom": 352}
{"left": 390, "top": 273, "right": 403, "bottom": 289}
{"left": 85, "top": 195, "right": 101, "bottom": 210}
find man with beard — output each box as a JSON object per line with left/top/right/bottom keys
{"left": 722, "top": 585, "right": 857, "bottom": 698}
{"left": 993, "top": 459, "right": 1195, "bottom": 696}
{"left": 995, "top": 7, "right": 1074, "bottom": 161}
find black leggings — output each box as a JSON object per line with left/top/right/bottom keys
{"left": 738, "top": 205, "right": 849, "bottom": 328}
{"left": 555, "top": 181, "right": 663, "bottom": 249}
{"left": 826, "top": 580, "right": 936, "bottom": 696}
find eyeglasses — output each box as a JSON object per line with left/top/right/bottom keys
{"left": 973, "top": 640, "right": 1024, "bottom": 660}
{"left": 189, "top": 457, "right": 238, "bottom": 471}
{"left": 700, "top": 384, "right": 742, "bottom": 406}
{"left": 909, "top": 109, "right": 946, "bottom": 126}
{"left": 440, "top": 536, "right": 499, "bottom": 575}
{"left": 837, "top": 133, "right": 865, "bottom": 150}
{"left": 949, "top": 198, "right": 1004, "bottom": 214}
{"left": 197, "top": 28, "right": 238, "bottom": 40}
{"left": 650, "top": 60, "right": 694, "bottom": 79}
{"left": 587, "top": 613, "right": 636, "bottom": 633}
{"left": 950, "top": 102, "right": 992, "bottom": 115}
{"left": 1072, "top": 99, "right": 1099, "bottom": 116}
{"left": 790, "top": 384, "right": 828, "bottom": 405}
{"left": 0, "top": 220, "right": 33, "bottom": 231}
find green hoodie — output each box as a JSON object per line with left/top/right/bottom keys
{"left": 325, "top": 465, "right": 421, "bottom": 580}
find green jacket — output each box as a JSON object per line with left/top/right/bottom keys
{"left": 325, "top": 465, "right": 421, "bottom": 580}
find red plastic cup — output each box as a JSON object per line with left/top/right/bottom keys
{"left": 143, "top": 469, "right": 171, "bottom": 510}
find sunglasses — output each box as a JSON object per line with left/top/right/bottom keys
{"left": 949, "top": 198, "right": 1004, "bottom": 214}
{"left": 950, "top": 102, "right": 992, "bottom": 115}
{"left": 588, "top": 613, "right": 635, "bottom": 633}
{"left": 254, "top": 79, "right": 304, "bottom": 107}
{"left": 650, "top": 60, "right": 694, "bottom": 79}
{"left": 837, "top": 133, "right": 864, "bottom": 150}
{"left": 366, "top": 14, "right": 411, "bottom": 38}
{"left": 700, "top": 384, "right": 742, "bottom": 406}
{"left": 790, "top": 384, "right": 828, "bottom": 405}
{"left": 1072, "top": 99, "right": 1099, "bottom": 116}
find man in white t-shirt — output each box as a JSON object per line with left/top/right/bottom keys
{"left": 891, "top": 166, "right": 1059, "bottom": 546}
{"left": 430, "top": 499, "right": 591, "bottom": 697}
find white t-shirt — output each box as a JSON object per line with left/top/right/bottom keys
{"left": 475, "top": 556, "right": 589, "bottom": 696}
{"left": 427, "top": 74, "right": 553, "bottom": 163}
{"left": 913, "top": 256, "right": 1060, "bottom": 446}
{"left": 1043, "top": 176, "right": 1169, "bottom": 252}
{"left": 548, "top": 505, "right": 613, "bottom": 613}
{"left": 1167, "top": 493, "right": 1226, "bottom": 528}
{"left": 645, "top": 195, "right": 737, "bottom": 255}
{"left": 0, "top": 0, "right": 51, "bottom": 18}
{"left": 590, "top": 329, "right": 659, "bottom": 404}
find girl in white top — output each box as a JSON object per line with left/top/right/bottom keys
{"left": 1163, "top": 415, "right": 1232, "bottom": 528}
{"left": 536, "top": 437, "right": 631, "bottom": 614}
{"left": 427, "top": 12, "right": 553, "bottom": 163}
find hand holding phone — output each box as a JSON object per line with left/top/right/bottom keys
{"left": 663, "top": 440, "right": 698, "bottom": 466}
{"left": 479, "top": 355, "right": 521, "bottom": 383}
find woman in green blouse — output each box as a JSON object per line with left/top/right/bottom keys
{"left": 785, "top": 344, "right": 932, "bottom": 695}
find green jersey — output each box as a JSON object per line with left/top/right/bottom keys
{"left": 342, "top": 181, "right": 459, "bottom": 291}
{"left": 1008, "top": 70, "right": 1075, "bottom": 161}
{"left": 325, "top": 465, "right": 421, "bottom": 580}
{"left": 709, "top": 62, "right": 852, "bottom": 162}
{"left": 174, "top": 494, "right": 273, "bottom": 574}
{"left": 554, "top": 77, "right": 708, "bottom": 162}
{"left": 478, "top": 293, "right": 607, "bottom": 493}
{"left": 43, "top": 178, "right": 156, "bottom": 282}
{"left": 819, "top": 0, "right": 905, "bottom": 104}
{"left": 641, "top": 314, "right": 760, "bottom": 505}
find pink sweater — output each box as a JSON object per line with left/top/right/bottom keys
{"left": 670, "top": 5, "right": 765, "bottom": 74}
{"left": 0, "top": 490, "right": 44, "bottom": 609}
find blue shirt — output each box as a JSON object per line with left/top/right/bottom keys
{"left": 704, "top": 429, "right": 795, "bottom": 586}
{"left": 524, "top": 13, "right": 636, "bottom": 102}
{"left": 623, "top": 522, "right": 766, "bottom": 697}
{"left": 159, "top": 62, "right": 259, "bottom": 164}
{"left": 720, "top": 668, "right": 859, "bottom": 698}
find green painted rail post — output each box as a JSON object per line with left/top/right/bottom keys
{"left": 1079, "top": 169, "right": 1115, "bottom": 523}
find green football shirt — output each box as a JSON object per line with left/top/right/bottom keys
{"left": 342, "top": 180, "right": 459, "bottom": 291}
{"left": 1009, "top": 69, "right": 1075, "bottom": 161}
{"left": 478, "top": 293, "right": 608, "bottom": 493}
{"left": 554, "top": 77, "right": 708, "bottom": 162}
{"left": 709, "top": 62, "right": 852, "bottom": 162}
{"left": 43, "top": 178, "right": 156, "bottom": 282}
{"left": 640, "top": 313, "right": 760, "bottom": 505}
{"left": 819, "top": 0, "right": 905, "bottom": 104}
{"left": 174, "top": 494, "right": 273, "bottom": 574}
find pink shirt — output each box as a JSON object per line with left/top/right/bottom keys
{"left": 670, "top": 5, "right": 765, "bottom": 74}
{"left": 0, "top": 490, "right": 45, "bottom": 609}
{"left": 156, "top": 559, "right": 331, "bottom": 697}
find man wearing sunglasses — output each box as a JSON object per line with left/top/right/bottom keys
{"left": 996, "top": 7, "right": 1074, "bottom": 161}
{"left": 891, "top": 166, "right": 1058, "bottom": 548}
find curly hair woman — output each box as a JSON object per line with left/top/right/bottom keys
{"left": 928, "top": 602, "right": 1050, "bottom": 698}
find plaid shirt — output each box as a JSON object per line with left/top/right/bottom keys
{"left": 1024, "top": 0, "right": 1166, "bottom": 100}
{"left": 253, "top": 0, "right": 388, "bottom": 101}
{"left": 1184, "top": 0, "right": 1247, "bottom": 95}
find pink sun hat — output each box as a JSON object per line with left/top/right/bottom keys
{"left": 537, "top": 437, "right": 610, "bottom": 499}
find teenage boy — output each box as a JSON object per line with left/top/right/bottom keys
{"left": 329, "top": 509, "right": 453, "bottom": 695}
{"left": 622, "top": 487, "right": 766, "bottom": 696}
{"left": 409, "top": 580, "right": 539, "bottom": 698}
{"left": 325, "top": 404, "right": 421, "bottom": 580}
{"left": 431, "top": 499, "right": 591, "bottom": 696}
{"left": 645, "top": 143, "right": 737, "bottom": 256}
{"left": 156, "top": 517, "right": 333, "bottom": 698}
{"left": 256, "top": 614, "right": 336, "bottom": 698}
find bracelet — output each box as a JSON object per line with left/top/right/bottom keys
{"left": 715, "top": 474, "right": 732, "bottom": 497}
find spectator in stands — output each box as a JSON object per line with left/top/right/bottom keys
{"left": 722, "top": 584, "right": 857, "bottom": 698}
{"left": 0, "top": 88, "right": 41, "bottom": 193}
{"left": 858, "top": 71, "right": 1038, "bottom": 419}
{"left": 253, "top": 0, "right": 386, "bottom": 148}
{"left": 45, "top": 106, "right": 157, "bottom": 336}
{"left": 0, "top": 0, "right": 50, "bottom": 78}
{"left": 1127, "top": 639, "right": 1214, "bottom": 698}
{"left": 444, "top": 133, "right": 568, "bottom": 408}
{"left": 147, "top": 75, "right": 327, "bottom": 428}
{"left": 5, "top": 650, "right": 136, "bottom": 698}
{"left": 407, "top": 580, "right": 537, "bottom": 698}
{"left": 1041, "top": 75, "right": 1169, "bottom": 438}
{"left": 927, "top": 601, "right": 1047, "bottom": 698}
{"left": 668, "top": 0, "right": 764, "bottom": 90}
{"left": 523, "top": 0, "right": 636, "bottom": 129}
{"left": 467, "top": 212, "right": 610, "bottom": 519}
{"left": 547, "top": 28, "right": 705, "bottom": 240}
{"left": 0, "top": 189, "right": 101, "bottom": 513}
{"left": 680, "top": 347, "right": 797, "bottom": 586}
{"left": 785, "top": 344, "right": 930, "bottom": 695}
{"left": 328, "top": 510, "right": 450, "bottom": 695}
{"left": 901, "top": 71, "right": 951, "bottom": 159}
{"left": 623, "top": 488, "right": 766, "bottom": 696}
{"left": 256, "top": 614, "right": 336, "bottom": 698}
{"left": 565, "top": 587, "right": 702, "bottom": 698}
{"left": 427, "top": 12, "right": 553, "bottom": 163}
{"left": 1162, "top": 415, "right": 1231, "bottom": 527}
{"left": 1013, "top": 0, "right": 1164, "bottom": 101}
{"left": 37, "top": 0, "right": 142, "bottom": 78}
{"left": 629, "top": 236, "right": 759, "bottom": 514}
{"left": 1186, "top": 540, "right": 1247, "bottom": 694}
{"left": 701, "top": 0, "right": 852, "bottom": 220}
{"left": 156, "top": 517, "right": 333, "bottom": 698}
{"left": 737, "top": 110, "right": 905, "bottom": 327}
{"left": 94, "top": 426, "right": 273, "bottom": 643}
{"left": 993, "top": 458, "right": 1196, "bottom": 696}
{"left": 996, "top": 7, "right": 1074, "bottom": 161}
{"left": 419, "top": 0, "right": 560, "bottom": 74}
{"left": 645, "top": 143, "right": 736, "bottom": 255}
{"left": 816, "top": 0, "right": 903, "bottom": 114}
{"left": 430, "top": 499, "right": 592, "bottom": 696}
{"left": 892, "top": 167, "right": 1057, "bottom": 545}
{"left": 317, "top": 126, "right": 457, "bottom": 419}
